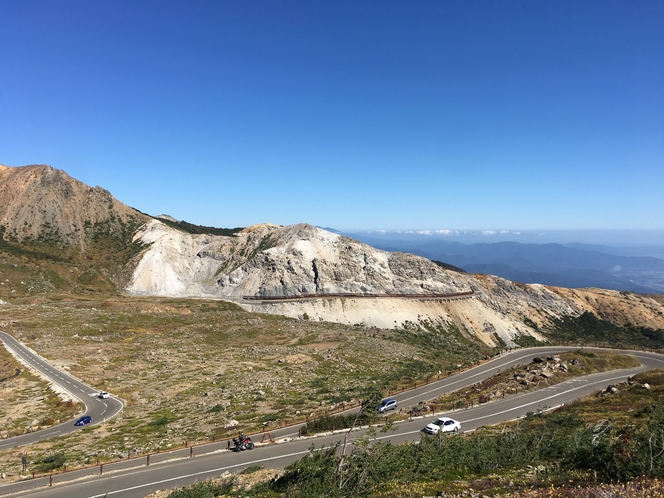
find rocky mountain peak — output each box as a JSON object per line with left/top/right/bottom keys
{"left": 1, "top": 163, "right": 662, "bottom": 347}
{"left": 0, "top": 164, "right": 149, "bottom": 250}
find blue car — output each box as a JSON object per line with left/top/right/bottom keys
{"left": 75, "top": 415, "right": 92, "bottom": 426}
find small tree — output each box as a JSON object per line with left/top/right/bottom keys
{"left": 337, "top": 386, "right": 383, "bottom": 489}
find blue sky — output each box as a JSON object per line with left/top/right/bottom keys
{"left": 1, "top": 1, "right": 662, "bottom": 231}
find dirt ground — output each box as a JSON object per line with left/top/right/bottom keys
{"left": 0, "top": 341, "right": 84, "bottom": 440}
{"left": 0, "top": 296, "right": 490, "bottom": 480}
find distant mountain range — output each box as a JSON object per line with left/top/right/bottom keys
{"left": 2, "top": 163, "right": 663, "bottom": 347}
{"left": 338, "top": 233, "right": 664, "bottom": 294}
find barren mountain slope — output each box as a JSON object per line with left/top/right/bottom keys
{"left": 0, "top": 164, "right": 148, "bottom": 250}
{"left": 128, "top": 220, "right": 470, "bottom": 298}
{"left": 2, "top": 164, "right": 662, "bottom": 346}
{"left": 127, "top": 221, "right": 664, "bottom": 346}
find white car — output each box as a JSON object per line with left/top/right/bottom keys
{"left": 422, "top": 417, "right": 460, "bottom": 435}
{"left": 98, "top": 391, "right": 109, "bottom": 399}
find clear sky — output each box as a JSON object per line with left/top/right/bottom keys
{"left": 1, "top": 1, "right": 662, "bottom": 231}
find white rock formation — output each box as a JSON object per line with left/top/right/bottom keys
{"left": 125, "top": 220, "right": 650, "bottom": 347}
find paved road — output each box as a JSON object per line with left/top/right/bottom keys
{"left": 1, "top": 345, "right": 663, "bottom": 497}
{"left": 0, "top": 332, "right": 124, "bottom": 452}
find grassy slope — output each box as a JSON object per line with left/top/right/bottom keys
{"left": 2, "top": 223, "right": 664, "bottom": 489}
{"left": 0, "top": 345, "right": 84, "bottom": 436}
{"left": 153, "top": 366, "right": 664, "bottom": 497}
{"left": 0, "top": 297, "right": 491, "bottom": 477}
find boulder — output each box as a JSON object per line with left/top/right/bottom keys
{"left": 571, "top": 358, "right": 585, "bottom": 368}
{"left": 540, "top": 368, "right": 554, "bottom": 379}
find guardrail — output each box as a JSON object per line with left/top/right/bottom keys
{"left": 11, "top": 341, "right": 663, "bottom": 489}
{"left": 242, "top": 290, "right": 475, "bottom": 301}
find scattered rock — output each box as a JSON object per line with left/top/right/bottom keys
{"left": 571, "top": 358, "right": 585, "bottom": 368}
{"left": 540, "top": 369, "right": 554, "bottom": 379}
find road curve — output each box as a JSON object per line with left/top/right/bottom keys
{"left": 1, "top": 346, "right": 663, "bottom": 497}
{"left": 0, "top": 332, "right": 124, "bottom": 452}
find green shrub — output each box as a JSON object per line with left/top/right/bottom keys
{"left": 35, "top": 452, "right": 66, "bottom": 473}
{"left": 548, "top": 311, "right": 664, "bottom": 350}
{"left": 301, "top": 414, "right": 370, "bottom": 436}
{"left": 148, "top": 415, "right": 169, "bottom": 426}
{"left": 258, "top": 413, "right": 277, "bottom": 423}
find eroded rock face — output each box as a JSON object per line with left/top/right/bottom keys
{"left": 128, "top": 221, "right": 469, "bottom": 299}
{"left": 5, "top": 164, "right": 662, "bottom": 346}
{"left": 126, "top": 220, "right": 664, "bottom": 346}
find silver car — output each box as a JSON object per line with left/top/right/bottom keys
{"left": 377, "top": 397, "right": 398, "bottom": 413}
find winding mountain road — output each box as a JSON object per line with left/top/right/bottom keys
{"left": 0, "top": 338, "right": 663, "bottom": 498}
{"left": 0, "top": 331, "right": 124, "bottom": 452}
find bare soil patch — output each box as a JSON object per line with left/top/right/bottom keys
{"left": 0, "top": 296, "right": 491, "bottom": 479}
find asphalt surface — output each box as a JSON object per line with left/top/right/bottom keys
{"left": 0, "top": 331, "right": 124, "bottom": 452}
{"left": 0, "top": 343, "right": 663, "bottom": 498}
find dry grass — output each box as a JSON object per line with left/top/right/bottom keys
{"left": 0, "top": 296, "right": 488, "bottom": 478}
{"left": 427, "top": 351, "right": 641, "bottom": 412}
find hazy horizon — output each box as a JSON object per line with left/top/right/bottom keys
{"left": 336, "top": 228, "right": 664, "bottom": 247}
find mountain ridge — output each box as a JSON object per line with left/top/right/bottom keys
{"left": 1, "top": 163, "right": 663, "bottom": 347}
{"left": 345, "top": 234, "right": 664, "bottom": 293}
{"left": 0, "top": 164, "right": 149, "bottom": 251}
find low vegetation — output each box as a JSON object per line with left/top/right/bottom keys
{"left": 427, "top": 350, "right": 641, "bottom": 412}
{"left": 547, "top": 311, "right": 664, "bottom": 350}
{"left": 0, "top": 297, "right": 490, "bottom": 478}
{"left": 162, "top": 368, "right": 664, "bottom": 497}
{"left": 0, "top": 344, "right": 84, "bottom": 436}
{"left": 153, "top": 217, "right": 244, "bottom": 237}
{"left": 2, "top": 224, "right": 664, "bottom": 494}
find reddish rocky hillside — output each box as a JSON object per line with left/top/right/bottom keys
{"left": 0, "top": 164, "right": 148, "bottom": 251}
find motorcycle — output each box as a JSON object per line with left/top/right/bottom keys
{"left": 232, "top": 434, "right": 254, "bottom": 451}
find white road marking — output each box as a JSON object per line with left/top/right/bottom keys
{"left": 462, "top": 374, "right": 628, "bottom": 424}
{"left": 397, "top": 349, "right": 579, "bottom": 404}
{"left": 90, "top": 448, "right": 313, "bottom": 497}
